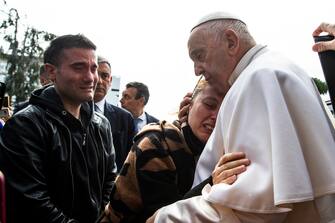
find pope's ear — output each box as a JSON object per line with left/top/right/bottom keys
{"left": 224, "top": 29, "right": 239, "bottom": 55}
{"left": 45, "top": 63, "right": 57, "bottom": 82}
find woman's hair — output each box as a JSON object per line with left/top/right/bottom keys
{"left": 192, "top": 79, "right": 208, "bottom": 101}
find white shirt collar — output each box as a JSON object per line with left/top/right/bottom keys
{"left": 228, "top": 44, "right": 267, "bottom": 86}
{"left": 135, "top": 112, "right": 148, "bottom": 132}
{"left": 137, "top": 112, "right": 147, "bottom": 122}
{"left": 95, "top": 98, "right": 106, "bottom": 114}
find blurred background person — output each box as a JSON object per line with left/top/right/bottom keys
{"left": 120, "top": 81, "right": 159, "bottom": 133}
{"left": 0, "top": 82, "right": 10, "bottom": 128}
{"left": 13, "top": 64, "right": 52, "bottom": 114}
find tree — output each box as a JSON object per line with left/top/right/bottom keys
{"left": 0, "top": 3, "right": 56, "bottom": 103}
{"left": 312, "top": 77, "right": 328, "bottom": 95}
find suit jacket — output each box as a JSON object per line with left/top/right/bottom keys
{"left": 104, "top": 102, "right": 135, "bottom": 171}
{"left": 145, "top": 112, "right": 159, "bottom": 124}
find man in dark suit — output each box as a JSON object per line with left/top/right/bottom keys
{"left": 94, "top": 56, "right": 135, "bottom": 171}
{"left": 120, "top": 81, "right": 159, "bottom": 132}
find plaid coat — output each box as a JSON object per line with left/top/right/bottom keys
{"left": 106, "top": 121, "right": 197, "bottom": 223}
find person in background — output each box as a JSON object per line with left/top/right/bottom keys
{"left": 120, "top": 81, "right": 159, "bottom": 132}
{"left": 148, "top": 11, "right": 335, "bottom": 223}
{"left": 13, "top": 64, "right": 52, "bottom": 114}
{"left": 312, "top": 22, "right": 335, "bottom": 52}
{"left": 94, "top": 56, "right": 135, "bottom": 171}
{"left": 101, "top": 80, "right": 250, "bottom": 223}
{"left": 0, "top": 34, "right": 117, "bottom": 223}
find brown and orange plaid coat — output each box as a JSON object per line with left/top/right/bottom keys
{"left": 104, "top": 121, "right": 197, "bottom": 223}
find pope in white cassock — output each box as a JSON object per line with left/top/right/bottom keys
{"left": 147, "top": 12, "right": 335, "bottom": 223}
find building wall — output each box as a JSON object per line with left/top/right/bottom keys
{"left": 105, "top": 75, "right": 121, "bottom": 106}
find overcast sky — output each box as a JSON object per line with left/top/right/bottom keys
{"left": 3, "top": 0, "right": 335, "bottom": 121}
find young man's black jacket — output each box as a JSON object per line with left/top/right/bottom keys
{"left": 0, "top": 85, "right": 117, "bottom": 223}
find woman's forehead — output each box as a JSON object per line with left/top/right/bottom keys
{"left": 197, "top": 85, "right": 223, "bottom": 100}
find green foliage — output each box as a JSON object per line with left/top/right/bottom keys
{"left": 0, "top": 5, "right": 56, "bottom": 102}
{"left": 312, "top": 77, "right": 328, "bottom": 95}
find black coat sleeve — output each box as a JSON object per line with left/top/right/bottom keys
{"left": 102, "top": 120, "right": 117, "bottom": 206}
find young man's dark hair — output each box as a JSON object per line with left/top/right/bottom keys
{"left": 44, "top": 34, "right": 96, "bottom": 66}
{"left": 126, "top": 81, "right": 150, "bottom": 105}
